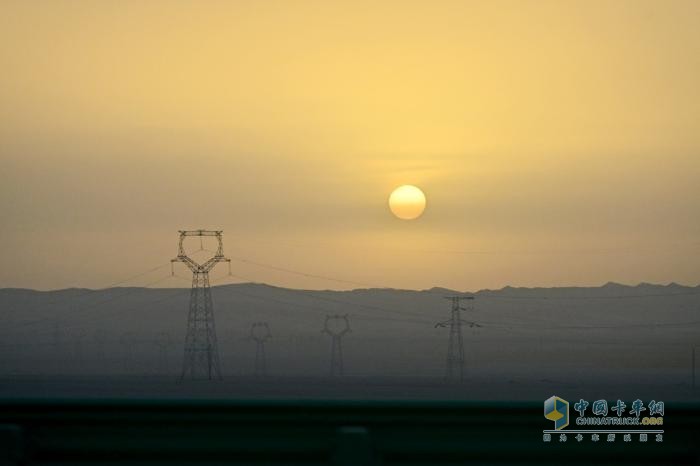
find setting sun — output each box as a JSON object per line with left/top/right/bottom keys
{"left": 389, "top": 185, "right": 427, "bottom": 220}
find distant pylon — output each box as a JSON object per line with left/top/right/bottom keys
{"left": 172, "top": 230, "right": 231, "bottom": 381}
{"left": 250, "top": 322, "right": 272, "bottom": 376}
{"left": 435, "top": 296, "right": 481, "bottom": 382}
{"left": 323, "top": 314, "right": 351, "bottom": 377}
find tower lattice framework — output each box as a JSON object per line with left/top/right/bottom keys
{"left": 172, "top": 230, "right": 230, "bottom": 380}
{"left": 435, "top": 296, "right": 480, "bottom": 381}
{"left": 323, "top": 314, "right": 351, "bottom": 377}
{"left": 250, "top": 322, "right": 271, "bottom": 376}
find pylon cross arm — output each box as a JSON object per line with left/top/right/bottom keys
{"left": 460, "top": 320, "right": 482, "bottom": 327}
{"left": 179, "top": 230, "right": 223, "bottom": 236}
{"left": 323, "top": 315, "right": 351, "bottom": 336}
{"left": 200, "top": 256, "right": 230, "bottom": 273}
{"left": 173, "top": 254, "right": 230, "bottom": 273}
{"left": 172, "top": 256, "right": 200, "bottom": 273}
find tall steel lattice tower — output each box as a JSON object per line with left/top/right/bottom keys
{"left": 323, "top": 314, "right": 351, "bottom": 377}
{"left": 172, "top": 230, "right": 230, "bottom": 380}
{"left": 250, "top": 322, "right": 271, "bottom": 376}
{"left": 435, "top": 296, "right": 481, "bottom": 381}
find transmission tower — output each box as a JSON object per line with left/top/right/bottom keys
{"left": 250, "top": 322, "right": 272, "bottom": 376}
{"left": 323, "top": 314, "right": 351, "bottom": 377}
{"left": 435, "top": 296, "right": 481, "bottom": 382}
{"left": 172, "top": 230, "right": 230, "bottom": 381}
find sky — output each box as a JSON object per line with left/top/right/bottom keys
{"left": 1, "top": 0, "right": 699, "bottom": 291}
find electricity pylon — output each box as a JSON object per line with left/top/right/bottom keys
{"left": 323, "top": 314, "right": 351, "bottom": 377}
{"left": 250, "top": 322, "right": 271, "bottom": 376}
{"left": 172, "top": 230, "right": 231, "bottom": 381}
{"left": 435, "top": 296, "right": 481, "bottom": 382}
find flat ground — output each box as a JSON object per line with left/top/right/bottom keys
{"left": 1, "top": 370, "right": 697, "bottom": 402}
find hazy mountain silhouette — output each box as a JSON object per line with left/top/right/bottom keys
{"left": 1, "top": 282, "right": 698, "bottom": 382}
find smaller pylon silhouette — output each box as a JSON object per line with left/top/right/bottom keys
{"left": 250, "top": 322, "right": 272, "bottom": 376}
{"left": 323, "top": 314, "right": 351, "bottom": 377}
{"left": 435, "top": 296, "right": 481, "bottom": 382}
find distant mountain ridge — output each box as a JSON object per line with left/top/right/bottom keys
{"left": 0, "top": 280, "right": 698, "bottom": 377}
{"left": 3, "top": 281, "right": 699, "bottom": 294}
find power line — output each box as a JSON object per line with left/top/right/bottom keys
{"left": 4, "top": 247, "right": 698, "bottom": 351}
{"left": 229, "top": 256, "right": 377, "bottom": 288}
{"left": 211, "top": 271, "right": 434, "bottom": 322}
{"left": 304, "top": 291, "right": 431, "bottom": 320}
{"left": 198, "top": 273, "right": 434, "bottom": 328}
{"left": 476, "top": 319, "right": 700, "bottom": 331}
{"left": 229, "top": 254, "right": 700, "bottom": 300}
{"left": 13, "top": 262, "right": 173, "bottom": 310}
{"left": 475, "top": 290, "right": 700, "bottom": 300}
{"left": 17, "top": 277, "right": 194, "bottom": 340}
{"left": 196, "top": 275, "right": 700, "bottom": 331}
{"left": 5, "top": 274, "right": 176, "bottom": 331}
{"left": 229, "top": 235, "right": 700, "bottom": 257}
{"left": 213, "top": 272, "right": 700, "bottom": 330}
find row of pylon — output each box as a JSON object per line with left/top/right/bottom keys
{"left": 172, "top": 230, "right": 474, "bottom": 382}
{"left": 248, "top": 314, "right": 351, "bottom": 377}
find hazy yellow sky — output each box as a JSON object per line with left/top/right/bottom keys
{"left": 1, "top": 0, "right": 699, "bottom": 290}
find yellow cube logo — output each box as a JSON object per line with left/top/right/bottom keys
{"left": 544, "top": 396, "right": 569, "bottom": 430}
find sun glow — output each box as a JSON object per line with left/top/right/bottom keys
{"left": 389, "top": 185, "right": 426, "bottom": 220}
